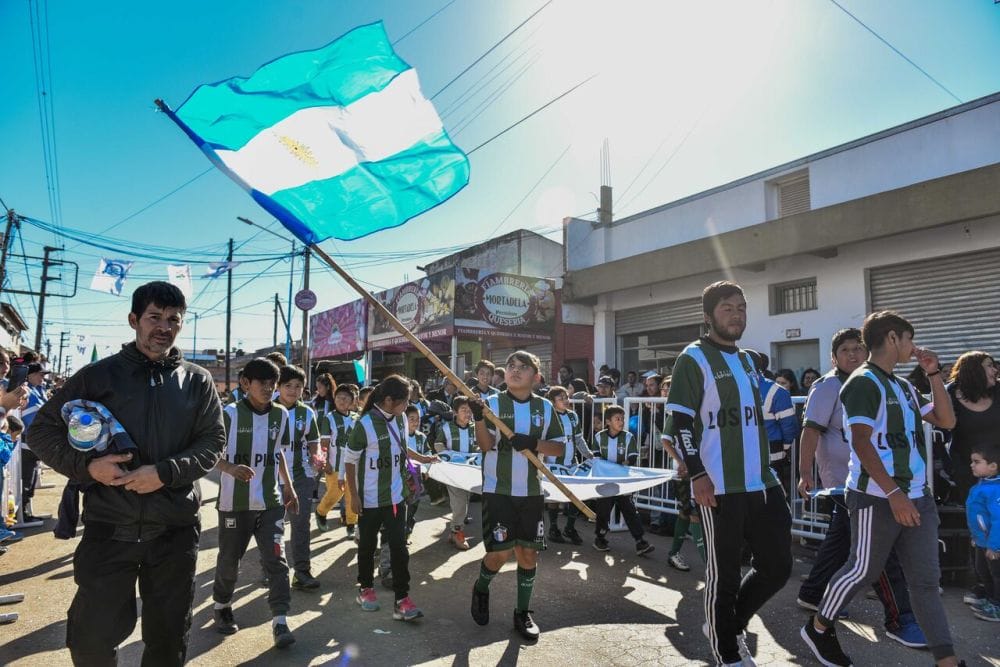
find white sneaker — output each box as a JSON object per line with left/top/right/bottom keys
{"left": 703, "top": 623, "right": 753, "bottom": 665}
{"left": 796, "top": 597, "right": 819, "bottom": 612}
{"left": 668, "top": 553, "right": 691, "bottom": 572}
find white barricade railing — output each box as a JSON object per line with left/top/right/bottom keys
{"left": 623, "top": 397, "right": 680, "bottom": 519}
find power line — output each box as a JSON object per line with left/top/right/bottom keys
{"left": 392, "top": 0, "right": 459, "bottom": 46}
{"left": 452, "top": 51, "right": 543, "bottom": 136}
{"left": 483, "top": 143, "right": 571, "bottom": 240}
{"left": 827, "top": 0, "right": 962, "bottom": 104}
{"left": 430, "top": 0, "right": 552, "bottom": 101}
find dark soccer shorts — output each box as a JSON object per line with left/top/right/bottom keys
{"left": 482, "top": 493, "right": 546, "bottom": 552}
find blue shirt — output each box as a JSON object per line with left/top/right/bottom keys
{"left": 967, "top": 476, "right": 1000, "bottom": 551}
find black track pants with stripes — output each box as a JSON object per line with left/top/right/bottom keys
{"left": 699, "top": 485, "right": 792, "bottom": 665}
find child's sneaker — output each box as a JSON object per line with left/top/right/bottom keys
{"left": 357, "top": 587, "right": 379, "bottom": 611}
{"left": 593, "top": 534, "right": 610, "bottom": 551}
{"left": 315, "top": 511, "right": 329, "bottom": 532}
{"left": 548, "top": 526, "right": 566, "bottom": 543}
{"left": 272, "top": 622, "right": 295, "bottom": 648}
{"left": 963, "top": 590, "right": 985, "bottom": 606}
{"left": 668, "top": 553, "right": 691, "bottom": 571}
{"left": 346, "top": 525, "right": 356, "bottom": 540}
{"left": 450, "top": 529, "right": 470, "bottom": 551}
{"left": 974, "top": 601, "right": 1000, "bottom": 622}
{"left": 635, "top": 539, "right": 655, "bottom": 556}
{"left": 563, "top": 526, "right": 583, "bottom": 545}
{"left": 213, "top": 606, "right": 238, "bottom": 635}
{"left": 292, "top": 572, "right": 320, "bottom": 590}
{"left": 800, "top": 617, "right": 852, "bottom": 666}
{"left": 393, "top": 596, "right": 424, "bottom": 621}
{"left": 0, "top": 529, "right": 23, "bottom": 544}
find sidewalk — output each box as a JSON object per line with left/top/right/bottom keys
{"left": 0, "top": 471, "right": 996, "bottom": 666}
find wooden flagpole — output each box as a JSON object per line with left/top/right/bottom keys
{"left": 309, "top": 243, "right": 596, "bottom": 519}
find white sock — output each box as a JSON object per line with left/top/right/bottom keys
{"left": 272, "top": 615, "right": 287, "bottom": 627}
{"left": 213, "top": 602, "right": 230, "bottom": 610}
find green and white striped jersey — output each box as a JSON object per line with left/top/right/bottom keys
{"left": 546, "top": 410, "right": 584, "bottom": 467}
{"left": 218, "top": 401, "right": 288, "bottom": 512}
{"left": 312, "top": 397, "right": 333, "bottom": 437}
{"left": 841, "top": 362, "right": 932, "bottom": 498}
{"left": 282, "top": 401, "right": 321, "bottom": 482}
{"left": 327, "top": 410, "right": 357, "bottom": 476}
{"left": 666, "top": 337, "right": 777, "bottom": 494}
{"left": 594, "top": 428, "right": 639, "bottom": 465}
{"left": 483, "top": 391, "right": 564, "bottom": 497}
{"left": 344, "top": 408, "right": 410, "bottom": 509}
{"left": 408, "top": 430, "right": 429, "bottom": 455}
{"left": 435, "top": 421, "right": 477, "bottom": 453}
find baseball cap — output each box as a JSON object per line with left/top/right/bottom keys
{"left": 26, "top": 363, "right": 48, "bottom": 375}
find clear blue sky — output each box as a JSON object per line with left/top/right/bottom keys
{"left": 2, "top": 0, "right": 999, "bottom": 371}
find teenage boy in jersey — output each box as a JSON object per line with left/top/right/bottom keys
{"left": 212, "top": 358, "right": 299, "bottom": 648}
{"left": 469, "top": 351, "right": 565, "bottom": 640}
{"left": 471, "top": 359, "right": 501, "bottom": 401}
{"left": 544, "top": 385, "right": 591, "bottom": 545}
{"left": 276, "top": 365, "right": 323, "bottom": 591}
{"left": 801, "top": 312, "right": 964, "bottom": 667}
{"left": 796, "top": 328, "right": 927, "bottom": 649}
{"left": 434, "top": 395, "right": 478, "bottom": 551}
{"left": 667, "top": 281, "right": 792, "bottom": 667}
{"left": 591, "top": 406, "right": 655, "bottom": 556}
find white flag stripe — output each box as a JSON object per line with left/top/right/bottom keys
{"left": 167, "top": 264, "right": 193, "bottom": 298}
{"left": 214, "top": 69, "right": 443, "bottom": 196}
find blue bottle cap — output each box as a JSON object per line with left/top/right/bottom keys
{"left": 79, "top": 413, "right": 93, "bottom": 426}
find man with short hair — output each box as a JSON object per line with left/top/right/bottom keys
{"left": 795, "top": 327, "right": 927, "bottom": 649}
{"left": 29, "top": 281, "right": 225, "bottom": 666}
{"left": 667, "top": 281, "right": 791, "bottom": 667}
{"left": 616, "top": 370, "right": 642, "bottom": 401}
{"left": 801, "top": 312, "right": 963, "bottom": 667}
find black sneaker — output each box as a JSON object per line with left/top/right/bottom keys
{"left": 548, "top": 526, "right": 566, "bottom": 543}
{"left": 635, "top": 539, "right": 655, "bottom": 556}
{"left": 513, "top": 609, "right": 540, "bottom": 641}
{"left": 346, "top": 525, "right": 356, "bottom": 540}
{"left": 471, "top": 584, "right": 490, "bottom": 626}
{"left": 315, "top": 511, "right": 329, "bottom": 532}
{"left": 292, "top": 572, "right": 320, "bottom": 590}
{"left": 563, "top": 527, "right": 583, "bottom": 545}
{"left": 800, "top": 617, "right": 852, "bottom": 666}
{"left": 272, "top": 622, "right": 295, "bottom": 648}
{"left": 593, "top": 534, "right": 610, "bottom": 551}
{"left": 214, "top": 607, "right": 238, "bottom": 635}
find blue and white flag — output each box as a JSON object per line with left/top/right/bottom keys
{"left": 161, "top": 22, "right": 469, "bottom": 244}
{"left": 90, "top": 258, "right": 134, "bottom": 296}
{"left": 203, "top": 261, "right": 240, "bottom": 279}
{"left": 167, "top": 264, "right": 193, "bottom": 298}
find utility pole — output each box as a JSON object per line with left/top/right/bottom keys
{"left": 225, "top": 238, "right": 234, "bottom": 392}
{"left": 0, "top": 209, "right": 16, "bottom": 296}
{"left": 57, "top": 331, "right": 68, "bottom": 374}
{"left": 44, "top": 338, "right": 52, "bottom": 364}
{"left": 285, "top": 241, "right": 295, "bottom": 362}
{"left": 301, "top": 248, "right": 311, "bottom": 382}
{"left": 34, "top": 246, "right": 59, "bottom": 352}
{"left": 191, "top": 312, "right": 198, "bottom": 362}
{"left": 273, "top": 293, "right": 279, "bottom": 348}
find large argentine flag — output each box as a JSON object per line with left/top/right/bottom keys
{"left": 162, "top": 22, "right": 469, "bottom": 243}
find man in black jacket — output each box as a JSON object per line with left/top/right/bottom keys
{"left": 29, "top": 281, "right": 225, "bottom": 667}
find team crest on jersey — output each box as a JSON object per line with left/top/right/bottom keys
{"left": 531, "top": 411, "right": 543, "bottom": 428}
{"left": 295, "top": 416, "right": 305, "bottom": 432}
{"left": 269, "top": 423, "right": 280, "bottom": 441}
{"left": 492, "top": 523, "right": 509, "bottom": 543}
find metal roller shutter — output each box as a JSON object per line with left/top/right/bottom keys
{"left": 868, "top": 247, "right": 1000, "bottom": 365}
{"left": 615, "top": 297, "right": 703, "bottom": 336}
{"left": 490, "top": 344, "right": 553, "bottom": 383}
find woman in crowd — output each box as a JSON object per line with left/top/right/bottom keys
{"left": 774, "top": 368, "right": 802, "bottom": 396}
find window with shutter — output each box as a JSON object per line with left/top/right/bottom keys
{"left": 778, "top": 173, "right": 811, "bottom": 217}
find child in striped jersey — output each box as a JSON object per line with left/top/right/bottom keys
{"left": 212, "top": 358, "right": 298, "bottom": 648}
{"left": 435, "top": 395, "right": 478, "bottom": 550}
{"left": 591, "top": 406, "right": 654, "bottom": 556}
{"left": 315, "top": 384, "right": 359, "bottom": 538}
{"left": 345, "top": 375, "right": 438, "bottom": 621}
{"left": 276, "top": 365, "right": 323, "bottom": 591}
{"left": 544, "top": 386, "right": 592, "bottom": 546}
{"left": 404, "top": 405, "right": 428, "bottom": 538}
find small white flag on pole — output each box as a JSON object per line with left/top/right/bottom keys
{"left": 90, "top": 258, "right": 134, "bottom": 296}
{"left": 167, "top": 264, "right": 193, "bottom": 298}
{"left": 203, "top": 261, "right": 240, "bottom": 279}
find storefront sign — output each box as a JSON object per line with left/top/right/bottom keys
{"left": 368, "top": 271, "right": 455, "bottom": 349}
{"left": 294, "top": 288, "right": 317, "bottom": 311}
{"left": 454, "top": 269, "right": 555, "bottom": 340}
{"left": 310, "top": 300, "right": 367, "bottom": 358}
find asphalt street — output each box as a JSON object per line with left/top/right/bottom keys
{"left": 1, "top": 469, "right": 997, "bottom": 666}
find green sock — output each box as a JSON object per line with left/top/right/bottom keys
{"left": 670, "top": 516, "right": 691, "bottom": 556}
{"left": 475, "top": 560, "right": 499, "bottom": 594}
{"left": 516, "top": 566, "right": 536, "bottom": 612}
{"left": 690, "top": 521, "right": 706, "bottom": 563}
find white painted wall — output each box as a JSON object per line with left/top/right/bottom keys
{"left": 568, "top": 96, "right": 1000, "bottom": 272}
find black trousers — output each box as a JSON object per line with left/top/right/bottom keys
{"left": 21, "top": 448, "right": 40, "bottom": 502}
{"left": 358, "top": 504, "right": 409, "bottom": 600}
{"left": 798, "top": 494, "right": 914, "bottom": 629}
{"left": 594, "top": 495, "right": 644, "bottom": 541}
{"left": 700, "top": 485, "right": 792, "bottom": 665}
{"left": 67, "top": 523, "right": 200, "bottom": 667}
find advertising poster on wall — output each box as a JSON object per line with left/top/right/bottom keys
{"left": 310, "top": 299, "right": 367, "bottom": 358}
{"left": 368, "top": 271, "right": 455, "bottom": 348}
{"left": 454, "top": 268, "right": 556, "bottom": 341}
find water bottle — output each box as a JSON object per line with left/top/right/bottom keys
{"left": 67, "top": 408, "right": 104, "bottom": 451}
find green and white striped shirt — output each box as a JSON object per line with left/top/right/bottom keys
{"left": 841, "top": 362, "right": 932, "bottom": 498}
{"left": 344, "top": 408, "right": 410, "bottom": 509}
{"left": 408, "top": 430, "right": 429, "bottom": 455}
{"left": 546, "top": 410, "right": 584, "bottom": 467}
{"left": 283, "top": 401, "right": 321, "bottom": 482}
{"left": 483, "top": 391, "right": 564, "bottom": 497}
{"left": 666, "top": 337, "right": 777, "bottom": 494}
{"left": 312, "top": 397, "right": 333, "bottom": 438}
{"left": 327, "top": 410, "right": 357, "bottom": 476}
{"left": 218, "top": 400, "right": 288, "bottom": 512}
{"left": 435, "top": 421, "right": 477, "bottom": 454}
{"left": 594, "top": 429, "right": 639, "bottom": 465}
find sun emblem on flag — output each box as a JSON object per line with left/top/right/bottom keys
{"left": 276, "top": 134, "right": 319, "bottom": 167}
